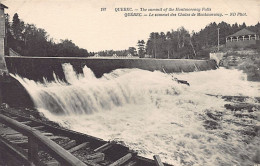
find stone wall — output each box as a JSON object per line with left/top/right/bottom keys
{"left": 226, "top": 40, "right": 257, "bottom": 48}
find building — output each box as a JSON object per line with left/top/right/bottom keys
{"left": 226, "top": 28, "right": 260, "bottom": 48}
{"left": 0, "top": 3, "right": 8, "bottom": 74}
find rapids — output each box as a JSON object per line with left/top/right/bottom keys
{"left": 12, "top": 64, "right": 260, "bottom": 166}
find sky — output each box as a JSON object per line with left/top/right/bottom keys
{"left": 1, "top": 0, "right": 260, "bottom": 52}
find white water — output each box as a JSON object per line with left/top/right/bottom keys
{"left": 12, "top": 64, "right": 260, "bottom": 166}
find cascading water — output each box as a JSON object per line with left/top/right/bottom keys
{"left": 11, "top": 63, "right": 260, "bottom": 166}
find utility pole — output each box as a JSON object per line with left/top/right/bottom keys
{"left": 217, "top": 28, "right": 220, "bottom": 52}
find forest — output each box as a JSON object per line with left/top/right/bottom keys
{"left": 139, "top": 22, "right": 260, "bottom": 59}
{"left": 5, "top": 13, "right": 260, "bottom": 59}
{"left": 5, "top": 13, "right": 93, "bottom": 57}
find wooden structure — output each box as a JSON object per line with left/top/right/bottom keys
{"left": 0, "top": 3, "right": 8, "bottom": 75}
{"left": 153, "top": 155, "right": 164, "bottom": 166}
{"left": 0, "top": 3, "right": 9, "bottom": 105}
{"left": 226, "top": 28, "right": 260, "bottom": 48}
{"left": 0, "top": 108, "right": 170, "bottom": 166}
{"left": 0, "top": 114, "right": 88, "bottom": 166}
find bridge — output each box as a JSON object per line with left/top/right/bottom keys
{"left": 0, "top": 105, "right": 171, "bottom": 166}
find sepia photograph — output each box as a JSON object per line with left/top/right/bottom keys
{"left": 0, "top": 0, "right": 259, "bottom": 165}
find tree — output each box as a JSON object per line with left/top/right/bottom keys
{"left": 176, "top": 27, "right": 190, "bottom": 49}
{"left": 231, "top": 23, "right": 239, "bottom": 34}
{"left": 11, "top": 13, "right": 24, "bottom": 40}
{"left": 5, "top": 14, "right": 14, "bottom": 55}
{"left": 137, "top": 40, "right": 145, "bottom": 58}
{"left": 190, "top": 31, "right": 197, "bottom": 58}
{"left": 5, "top": 13, "right": 90, "bottom": 57}
{"left": 240, "top": 22, "right": 246, "bottom": 29}
{"left": 128, "top": 47, "right": 137, "bottom": 56}
{"left": 166, "top": 31, "right": 172, "bottom": 58}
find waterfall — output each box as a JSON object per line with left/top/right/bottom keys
{"left": 10, "top": 64, "right": 260, "bottom": 166}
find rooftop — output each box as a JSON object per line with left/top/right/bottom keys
{"left": 0, "top": 3, "right": 8, "bottom": 9}
{"left": 227, "top": 28, "right": 256, "bottom": 37}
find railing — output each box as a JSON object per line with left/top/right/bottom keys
{"left": 0, "top": 114, "right": 87, "bottom": 166}
{"left": 226, "top": 36, "right": 259, "bottom": 42}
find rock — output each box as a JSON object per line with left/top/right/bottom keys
{"left": 240, "top": 129, "right": 257, "bottom": 137}
{"left": 203, "top": 120, "right": 220, "bottom": 130}
{"left": 254, "top": 126, "right": 260, "bottom": 133}
{"left": 206, "top": 111, "right": 222, "bottom": 121}
{"left": 224, "top": 103, "right": 260, "bottom": 112}
{"left": 234, "top": 113, "right": 257, "bottom": 119}
{"left": 0, "top": 103, "right": 9, "bottom": 109}
{"left": 252, "top": 149, "right": 260, "bottom": 164}
{"left": 222, "top": 96, "right": 248, "bottom": 102}
{"left": 239, "top": 154, "right": 250, "bottom": 161}
{"left": 206, "top": 95, "right": 260, "bottom": 103}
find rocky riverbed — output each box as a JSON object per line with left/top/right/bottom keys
{"left": 219, "top": 50, "right": 260, "bottom": 81}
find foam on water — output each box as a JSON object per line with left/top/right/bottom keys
{"left": 11, "top": 64, "right": 260, "bottom": 166}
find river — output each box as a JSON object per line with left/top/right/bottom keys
{"left": 12, "top": 64, "right": 260, "bottom": 166}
